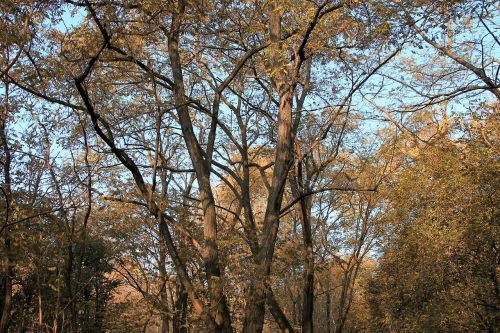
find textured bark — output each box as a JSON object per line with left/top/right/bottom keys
{"left": 243, "top": 4, "right": 343, "bottom": 329}
{"left": 167, "top": 2, "right": 232, "bottom": 331}
{"left": 243, "top": 4, "right": 295, "bottom": 332}
{"left": 290, "top": 166, "right": 314, "bottom": 333}
{"left": 290, "top": 159, "right": 315, "bottom": 333}
{"left": 243, "top": 89, "right": 295, "bottom": 333}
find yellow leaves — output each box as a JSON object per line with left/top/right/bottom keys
{"left": 374, "top": 21, "right": 391, "bottom": 36}
{"left": 47, "top": 283, "right": 59, "bottom": 291}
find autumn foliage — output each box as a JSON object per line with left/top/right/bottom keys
{"left": 0, "top": 1, "right": 498, "bottom": 332}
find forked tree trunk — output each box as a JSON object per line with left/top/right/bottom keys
{"left": 167, "top": 2, "right": 232, "bottom": 331}
{"left": 243, "top": 90, "right": 295, "bottom": 333}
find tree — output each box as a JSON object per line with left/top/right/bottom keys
{"left": 368, "top": 109, "right": 499, "bottom": 332}
{"left": 1, "top": 0, "right": 498, "bottom": 332}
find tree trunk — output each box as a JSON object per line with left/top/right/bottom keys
{"left": 64, "top": 241, "right": 78, "bottom": 333}
{"left": 0, "top": 238, "right": 12, "bottom": 333}
{"left": 242, "top": 5, "right": 296, "bottom": 325}
{"left": 299, "top": 204, "right": 314, "bottom": 333}
{"left": 243, "top": 89, "right": 295, "bottom": 333}
{"left": 159, "top": 227, "right": 170, "bottom": 333}
{"left": 73, "top": 15, "right": 217, "bottom": 330}
{"left": 0, "top": 84, "right": 12, "bottom": 333}
{"left": 167, "top": 2, "right": 232, "bottom": 331}
{"left": 173, "top": 283, "right": 188, "bottom": 333}
{"left": 326, "top": 290, "right": 332, "bottom": 333}
{"left": 266, "top": 286, "right": 295, "bottom": 333}
{"left": 290, "top": 160, "right": 314, "bottom": 333}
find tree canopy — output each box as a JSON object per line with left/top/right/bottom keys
{"left": 0, "top": 0, "right": 498, "bottom": 332}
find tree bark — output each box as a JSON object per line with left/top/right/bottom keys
{"left": 266, "top": 285, "right": 295, "bottom": 333}
{"left": 173, "top": 283, "right": 188, "bottom": 333}
{"left": 326, "top": 289, "right": 332, "bottom": 333}
{"left": 290, "top": 161, "right": 314, "bottom": 333}
{"left": 243, "top": 4, "right": 296, "bottom": 331}
{"left": 0, "top": 238, "right": 12, "bottom": 333}
{"left": 167, "top": 2, "right": 232, "bottom": 331}
{"left": 0, "top": 84, "right": 13, "bottom": 333}
{"left": 243, "top": 89, "right": 295, "bottom": 333}
{"left": 159, "top": 225, "right": 170, "bottom": 333}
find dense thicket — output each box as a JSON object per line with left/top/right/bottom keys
{"left": 0, "top": 0, "right": 498, "bottom": 332}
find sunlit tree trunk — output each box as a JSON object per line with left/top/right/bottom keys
{"left": 167, "top": 2, "right": 232, "bottom": 331}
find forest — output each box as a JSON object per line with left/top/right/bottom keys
{"left": 0, "top": 0, "right": 498, "bottom": 332}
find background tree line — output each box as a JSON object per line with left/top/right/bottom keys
{"left": 0, "top": 0, "right": 498, "bottom": 332}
